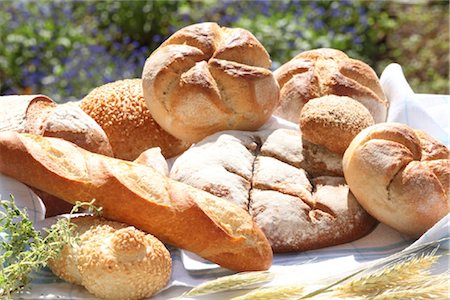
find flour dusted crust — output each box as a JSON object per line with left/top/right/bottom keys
{"left": 170, "top": 127, "right": 376, "bottom": 252}
{"left": 274, "top": 48, "right": 388, "bottom": 124}
{"left": 142, "top": 22, "right": 279, "bottom": 143}
{"left": 343, "top": 123, "right": 450, "bottom": 236}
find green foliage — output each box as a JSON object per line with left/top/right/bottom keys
{"left": 0, "top": 0, "right": 447, "bottom": 100}
{"left": 0, "top": 196, "right": 101, "bottom": 298}
{"left": 380, "top": 2, "right": 449, "bottom": 94}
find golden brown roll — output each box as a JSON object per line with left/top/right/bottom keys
{"left": 300, "top": 95, "right": 375, "bottom": 155}
{"left": 274, "top": 48, "right": 388, "bottom": 124}
{"left": 80, "top": 79, "right": 191, "bottom": 160}
{"left": 343, "top": 123, "right": 449, "bottom": 236}
{"left": 49, "top": 216, "right": 171, "bottom": 300}
{"left": 142, "top": 22, "right": 280, "bottom": 143}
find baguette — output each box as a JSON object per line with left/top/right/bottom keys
{"left": 0, "top": 131, "right": 272, "bottom": 271}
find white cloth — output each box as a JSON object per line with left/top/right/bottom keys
{"left": 2, "top": 64, "right": 449, "bottom": 299}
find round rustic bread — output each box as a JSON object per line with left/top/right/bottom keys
{"left": 142, "top": 22, "right": 280, "bottom": 143}
{"left": 300, "top": 95, "right": 375, "bottom": 155}
{"left": 343, "top": 123, "right": 449, "bottom": 237}
{"left": 80, "top": 79, "right": 191, "bottom": 160}
{"left": 274, "top": 48, "right": 388, "bottom": 124}
{"left": 170, "top": 126, "right": 376, "bottom": 252}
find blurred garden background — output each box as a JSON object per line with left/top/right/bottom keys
{"left": 0, "top": 0, "right": 448, "bottom": 103}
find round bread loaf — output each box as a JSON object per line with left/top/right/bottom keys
{"left": 343, "top": 123, "right": 449, "bottom": 236}
{"left": 48, "top": 216, "right": 171, "bottom": 300}
{"left": 300, "top": 95, "right": 375, "bottom": 155}
{"left": 170, "top": 127, "right": 376, "bottom": 252}
{"left": 80, "top": 79, "right": 191, "bottom": 160}
{"left": 274, "top": 48, "right": 388, "bottom": 123}
{"left": 142, "top": 22, "right": 280, "bottom": 143}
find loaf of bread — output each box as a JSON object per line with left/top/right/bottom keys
{"left": 0, "top": 95, "right": 114, "bottom": 216}
{"left": 170, "top": 127, "right": 376, "bottom": 252}
{"left": 142, "top": 22, "right": 280, "bottom": 143}
{"left": 0, "top": 132, "right": 272, "bottom": 271}
{"left": 300, "top": 95, "right": 375, "bottom": 156}
{"left": 343, "top": 123, "right": 449, "bottom": 236}
{"left": 0, "top": 95, "right": 113, "bottom": 156}
{"left": 49, "top": 216, "right": 171, "bottom": 300}
{"left": 80, "top": 79, "right": 191, "bottom": 160}
{"left": 274, "top": 48, "right": 388, "bottom": 123}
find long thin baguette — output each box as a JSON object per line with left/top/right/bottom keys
{"left": 0, "top": 131, "right": 273, "bottom": 271}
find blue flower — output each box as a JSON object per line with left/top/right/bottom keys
{"left": 313, "top": 19, "right": 324, "bottom": 31}
{"left": 152, "top": 35, "right": 163, "bottom": 43}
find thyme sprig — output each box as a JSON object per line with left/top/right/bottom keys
{"left": 0, "top": 195, "right": 101, "bottom": 298}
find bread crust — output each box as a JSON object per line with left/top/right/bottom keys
{"left": 300, "top": 95, "right": 375, "bottom": 155}
{"left": 274, "top": 48, "right": 388, "bottom": 123}
{"left": 170, "top": 128, "right": 376, "bottom": 252}
{"left": 142, "top": 22, "right": 279, "bottom": 143}
{"left": 80, "top": 79, "right": 191, "bottom": 160}
{"left": 48, "top": 216, "right": 172, "bottom": 300}
{"left": 343, "top": 123, "right": 449, "bottom": 236}
{"left": 0, "top": 132, "right": 272, "bottom": 271}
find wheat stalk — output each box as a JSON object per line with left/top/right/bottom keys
{"left": 181, "top": 271, "right": 274, "bottom": 297}
{"left": 371, "top": 272, "right": 450, "bottom": 300}
{"left": 230, "top": 285, "right": 304, "bottom": 300}
{"left": 335, "top": 254, "right": 440, "bottom": 297}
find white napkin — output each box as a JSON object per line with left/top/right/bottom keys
{"left": 381, "top": 63, "right": 450, "bottom": 146}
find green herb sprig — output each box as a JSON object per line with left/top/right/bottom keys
{"left": 0, "top": 195, "right": 101, "bottom": 298}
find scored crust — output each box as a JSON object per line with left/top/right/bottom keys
{"left": 343, "top": 123, "right": 450, "bottom": 236}
{"left": 142, "top": 22, "right": 279, "bottom": 143}
{"left": 274, "top": 48, "right": 388, "bottom": 124}
{"left": 170, "top": 127, "right": 376, "bottom": 252}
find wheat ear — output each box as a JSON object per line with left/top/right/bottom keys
{"left": 230, "top": 285, "right": 304, "bottom": 300}
{"left": 182, "top": 271, "right": 274, "bottom": 297}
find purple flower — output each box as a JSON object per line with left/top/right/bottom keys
{"left": 55, "top": 45, "right": 65, "bottom": 53}
{"left": 87, "top": 4, "right": 96, "bottom": 14}
{"left": 152, "top": 34, "right": 163, "bottom": 43}
{"left": 313, "top": 19, "right": 324, "bottom": 31}
{"left": 354, "top": 36, "right": 362, "bottom": 45}
{"left": 344, "top": 26, "right": 356, "bottom": 34}
{"left": 331, "top": 7, "right": 340, "bottom": 17}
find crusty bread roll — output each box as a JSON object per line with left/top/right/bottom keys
{"left": 170, "top": 128, "right": 376, "bottom": 252}
{"left": 274, "top": 48, "right": 388, "bottom": 123}
{"left": 80, "top": 79, "right": 191, "bottom": 160}
{"left": 300, "top": 95, "right": 375, "bottom": 155}
{"left": 0, "top": 95, "right": 113, "bottom": 156}
{"left": 0, "top": 95, "right": 113, "bottom": 217}
{"left": 0, "top": 132, "right": 272, "bottom": 271}
{"left": 48, "top": 216, "right": 171, "bottom": 300}
{"left": 343, "top": 123, "right": 449, "bottom": 236}
{"left": 142, "top": 22, "right": 280, "bottom": 143}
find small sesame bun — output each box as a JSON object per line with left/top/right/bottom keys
{"left": 80, "top": 79, "right": 191, "bottom": 160}
{"left": 48, "top": 216, "right": 172, "bottom": 300}
{"left": 300, "top": 95, "right": 375, "bottom": 155}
